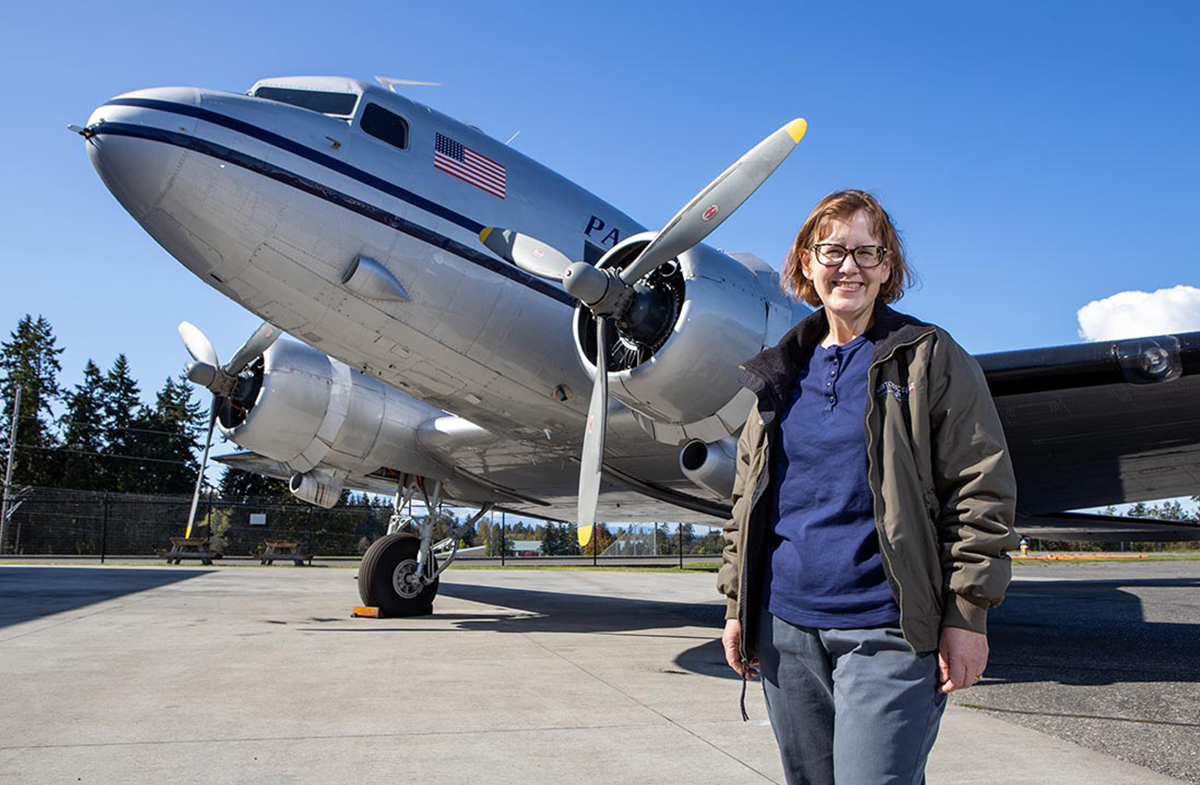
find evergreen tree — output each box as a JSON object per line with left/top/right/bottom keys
{"left": 656, "top": 523, "right": 676, "bottom": 554}
{"left": 452, "top": 511, "right": 477, "bottom": 547}
{"left": 541, "top": 521, "right": 561, "bottom": 555}
{"left": 698, "top": 526, "right": 725, "bottom": 555}
{"left": 59, "top": 360, "right": 107, "bottom": 490}
{"left": 0, "top": 315, "right": 65, "bottom": 487}
{"left": 561, "top": 522, "right": 581, "bottom": 556}
{"left": 679, "top": 523, "right": 696, "bottom": 554}
{"left": 429, "top": 509, "right": 459, "bottom": 542}
{"left": 100, "top": 355, "right": 143, "bottom": 492}
{"left": 477, "top": 517, "right": 494, "bottom": 555}
{"left": 541, "top": 522, "right": 580, "bottom": 556}
{"left": 135, "top": 375, "right": 203, "bottom": 494}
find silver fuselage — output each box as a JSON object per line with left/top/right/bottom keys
{"left": 85, "top": 76, "right": 798, "bottom": 521}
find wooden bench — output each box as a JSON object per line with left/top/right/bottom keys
{"left": 259, "top": 540, "right": 310, "bottom": 566}
{"left": 163, "top": 537, "right": 222, "bottom": 565}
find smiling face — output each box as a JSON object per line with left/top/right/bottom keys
{"left": 801, "top": 209, "right": 891, "bottom": 335}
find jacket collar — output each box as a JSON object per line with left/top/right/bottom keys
{"left": 740, "top": 301, "right": 935, "bottom": 412}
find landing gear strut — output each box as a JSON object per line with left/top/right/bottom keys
{"left": 357, "top": 474, "right": 492, "bottom": 616}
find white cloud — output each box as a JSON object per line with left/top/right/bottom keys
{"left": 1077, "top": 285, "right": 1200, "bottom": 341}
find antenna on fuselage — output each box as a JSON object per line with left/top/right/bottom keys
{"left": 505, "top": 130, "right": 521, "bottom": 146}
{"left": 375, "top": 76, "right": 443, "bottom": 92}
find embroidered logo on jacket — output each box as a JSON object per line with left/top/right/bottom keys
{"left": 877, "top": 381, "right": 916, "bottom": 401}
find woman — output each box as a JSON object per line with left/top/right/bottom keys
{"left": 717, "top": 190, "right": 1019, "bottom": 784}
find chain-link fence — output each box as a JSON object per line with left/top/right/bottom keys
{"left": 0, "top": 487, "right": 394, "bottom": 558}
{"left": 0, "top": 487, "right": 730, "bottom": 561}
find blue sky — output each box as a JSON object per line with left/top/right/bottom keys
{"left": 2, "top": 1, "right": 1198, "bottom": 478}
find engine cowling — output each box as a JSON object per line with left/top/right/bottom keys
{"left": 573, "top": 234, "right": 800, "bottom": 444}
{"left": 219, "top": 338, "right": 450, "bottom": 481}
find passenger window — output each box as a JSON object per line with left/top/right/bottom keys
{"left": 361, "top": 103, "right": 409, "bottom": 150}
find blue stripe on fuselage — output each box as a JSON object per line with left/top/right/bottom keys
{"left": 104, "top": 98, "right": 485, "bottom": 234}
{"left": 96, "top": 100, "right": 575, "bottom": 306}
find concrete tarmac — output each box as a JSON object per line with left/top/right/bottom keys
{"left": 0, "top": 561, "right": 1194, "bottom": 784}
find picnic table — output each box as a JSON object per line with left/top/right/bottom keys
{"left": 161, "top": 537, "right": 222, "bottom": 565}
{"left": 259, "top": 540, "right": 311, "bottom": 566}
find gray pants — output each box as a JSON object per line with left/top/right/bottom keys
{"left": 757, "top": 610, "right": 946, "bottom": 785}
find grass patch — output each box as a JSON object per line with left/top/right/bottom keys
{"left": 1013, "top": 553, "right": 1200, "bottom": 564}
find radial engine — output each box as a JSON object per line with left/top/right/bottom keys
{"left": 217, "top": 339, "right": 450, "bottom": 507}
{"left": 572, "top": 236, "right": 797, "bottom": 444}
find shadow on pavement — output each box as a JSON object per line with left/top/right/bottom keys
{"left": 0, "top": 566, "right": 214, "bottom": 630}
{"left": 986, "top": 576, "right": 1200, "bottom": 686}
{"left": 436, "top": 581, "right": 737, "bottom": 679}
{"left": 436, "top": 574, "right": 1200, "bottom": 685}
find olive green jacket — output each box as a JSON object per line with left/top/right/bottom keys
{"left": 717, "top": 303, "right": 1020, "bottom": 661}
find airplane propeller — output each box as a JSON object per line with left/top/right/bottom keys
{"left": 478, "top": 228, "right": 574, "bottom": 281}
{"left": 178, "top": 320, "right": 280, "bottom": 538}
{"left": 480, "top": 118, "right": 807, "bottom": 539}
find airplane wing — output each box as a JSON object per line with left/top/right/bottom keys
{"left": 213, "top": 451, "right": 294, "bottom": 483}
{"left": 214, "top": 330, "right": 1200, "bottom": 537}
{"left": 980, "top": 330, "right": 1200, "bottom": 540}
{"left": 1009, "top": 511, "right": 1200, "bottom": 542}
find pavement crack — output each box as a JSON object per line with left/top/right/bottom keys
{"left": 0, "top": 722, "right": 664, "bottom": 751}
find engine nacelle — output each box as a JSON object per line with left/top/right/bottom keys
{"left": 573, "top": 234, "right": 798, "bottom": 444}
{"left": 219, "top": 338, "right": 450, "bottom": 480}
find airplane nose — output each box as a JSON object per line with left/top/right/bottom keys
{"left": 85, "top": 87, "right": 201, "bottom": 221}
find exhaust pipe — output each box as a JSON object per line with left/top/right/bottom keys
{"left": 679, "top": 438, "right": 738, "bottom": 500}
{"left": 289, "top": 468, "right": 347, "bottom": 509}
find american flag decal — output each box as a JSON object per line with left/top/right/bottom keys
{"left": 434, "top": 132, "right": 506, "bottom": 199}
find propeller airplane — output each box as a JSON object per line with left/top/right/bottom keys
{"left": 76, "top": 75, "right": 1200, "bottom": 616}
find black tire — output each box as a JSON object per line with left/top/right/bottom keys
{"left": 358, "top": 533, "right": 439, "bottom": 617}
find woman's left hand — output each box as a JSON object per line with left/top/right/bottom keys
{"left": 937, "top": 626, "right": 988, "bottom": 693}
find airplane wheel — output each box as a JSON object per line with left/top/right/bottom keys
{"left": 358, "top": 533, "right": 439, "bottom": 617}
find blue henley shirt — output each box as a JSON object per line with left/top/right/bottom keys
{"left": 762, "top": 332, "right": 900, "bottom": 629}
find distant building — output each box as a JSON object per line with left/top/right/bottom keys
{"left": 510, "top": 539, "right": 542, "bottom": 556}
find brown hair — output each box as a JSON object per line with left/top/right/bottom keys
{"left": 781, "top": 190, "right": 915, "bottom": 306}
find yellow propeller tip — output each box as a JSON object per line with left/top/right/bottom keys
{"left": 785, "top": 118, "right": 807, "bottom": 143}
{"left": 479, "top": 226, "right": 494, "bottom": 243}
{"left": 577, "top": 525, "right": 593, "bottom": 547}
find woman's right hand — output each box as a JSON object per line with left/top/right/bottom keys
{"left": 722, "top": 618, "right": 759, "bottom": 679}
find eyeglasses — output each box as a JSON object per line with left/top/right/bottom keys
{"left": 811, "top": 244, "right": 887, "bottom": 268}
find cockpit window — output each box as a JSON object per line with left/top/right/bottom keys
{"left": 253, "top": 87, "right": 358, "bottom": 116}
{"left": 360, "top": 103, "right": 409, "bottom": 150}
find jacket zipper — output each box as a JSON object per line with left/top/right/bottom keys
{"left": 863, "top": 328, "right": 936, "bottom": 646}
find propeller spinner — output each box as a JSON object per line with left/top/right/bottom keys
{"left": 480, "top": 118, "right": 807, "bottom": 539}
